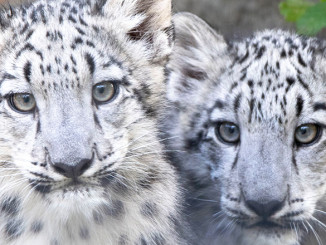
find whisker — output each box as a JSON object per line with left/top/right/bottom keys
{"left": 306, "top": 220, "right": 323, "bottom": 245}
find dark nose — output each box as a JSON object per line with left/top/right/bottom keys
{"left": 245, "top": 199, "right": 285, "bottom": 218}
{"left": 51, "top": 158, "right": 93, "bottom": 179}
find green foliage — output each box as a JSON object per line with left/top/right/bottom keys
{"left": 279, "top": 0, "right": 326, "bottom": 36}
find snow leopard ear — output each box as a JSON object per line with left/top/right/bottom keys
{"left": 166, "top": 12, "right": 228, "bottom": 105}
{"left": 93, "top": 0, "right": 173, "bottom": 62}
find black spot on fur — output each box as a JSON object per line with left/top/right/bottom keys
{"left": 296, "top": 96, "right": 304, "bottom": 117}
{"left": 185, "top": 131, "right": 203, "bottom": 150}
{"left": 140, "top": 235, "right": 148, "bottom": 245}
{"left": 40, "top": 65, "right": 45, "bottom": 75}
{"left": 152, "top": 232, "right": 166, "bottom": 245}
{"left": 95, "top": 200, "right": 125, "bottom": 220}
{"left": 71, "top": 7, "right": 78, "bottom": 14}
{"left": 79, "top": 227, "right": 90, "bottom": 240}
{"left": 297, "top": 75, "right": 312, "bottom": 96}
{"left": 20, "top": 23, "right": 29, "bottom": 35}
{"left": 47, "top": 65, "right": 52, "bottom": 74}
{"left": 23, "top": 62, "right": 32, "bottom": 83}
{"left": 248, "top": 98, "right": 255, "bottom": 123}
{"left": 51, "top": 239, "right": 59, "bottom": 245}
{"left": 214, "top": 100, "right": 225, "bottom": 109}
{"left": 71, "top": 55, "right": 77, "bottom": 65}
{"left": 93, "top": 210, "right": 104, "bottom": 225}
{"left": 118, "top": 235, "right": 129, "bottom": 245}
{"left": 138, "top": 168, "right": 159, "bottom": 189}
{"left": 93, "top": 113, "right": 102, "bottom": 129}
{"left": 5, "top": 219, "right": 23, "bottom": 239}
{"left": 68, "top": 15, "right": 76, "bottom": 23}
{"left": 86, "top": 40, "right": 95, "bottom": 48}
{"left": 141, "top": 201, "right": 158, "bottom": 218}
{"left": 292, "top": 152, "right": 299, "bottom": 174}
{"left": 239, "top": 50, "right": 249, "bottom": 64}
{"left": 256, "top": 46, "right": 266, "bottom": 59}
{"left": 92, "top": 25, "right": 99, "bottom": 33}
{"left": 182, "top": 67, "right": 207, "bottom": 80}
{"left": 36, "top": 120, "right": 41, "bottom": 133}
{"left": 99, "top": 172, "right": 116, "bottom": 187}
{"left": 286, "top": 77, "right": 295, "bottom": 86}
{"left": 2, "top": 73, "right": 16, "bottom": 80}
{"left": 30, "top": 221, "right": 43, "bottom": 234}
{"left": 30, "top": 181, "right": 51, "bottom": 194}
{"left": 231, "top": 153, "right": 239, "bottom": 169}
{"left": 25, "top": 30, "right": 34, "bottom": 40}
{"left": 85, "top": 53, "right": 95, "bottom": 74}
{"left": 234, "top": 94, "right": 242, "bottom": 112}
{"left": 79, "top": 16, "right": 88, "bottom": 26}
{"left": 1, "top": 196, "right": 20, "bottom": 216}
{"left": 72, "top": 37, "right": 83, "bottom": 49}
{"left": 298, "top": 53, "right": 307, "bottom": 67}
{"left": 314, "top": 103, "right": 326, "bottom": 111}
{"left": 75, "top": 27, "right": 85, "bottom": 35}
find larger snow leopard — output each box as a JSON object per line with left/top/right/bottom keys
{"left": 0, "top": 0, "right": 185, "bottom": 244}
{"left": 165, "top": 12, "right": 326, "bottom": 245}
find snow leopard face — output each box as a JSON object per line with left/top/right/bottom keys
{"left": 165, "top": 13, "right": 326, "bottom": 245}
{"left": 0, "top": 1, "right": 183, "bottom": 244}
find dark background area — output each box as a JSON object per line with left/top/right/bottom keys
{"left": 173, "top": 0, "right": 295, "bottom": 40}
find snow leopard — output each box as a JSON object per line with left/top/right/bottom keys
{"left": 164, "top": 12, "right": 326, "bottom": 245}
{"left": 0, "top": 0, "right": 185, "bottom": 244}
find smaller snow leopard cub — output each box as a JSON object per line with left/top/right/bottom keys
{"left": 0, "top": 0, "right": 183, "bottom": 245}
{"left": 165, "top": 12, "right": 326, "bottom": 245}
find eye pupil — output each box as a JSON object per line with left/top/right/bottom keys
{"left": 97, "top": 86, "right": 105, "bottom": 94}
{"left": 228, "top": 126, "right": 236, "bottom": 134}
{"left": 300, "top": 127, "right": 307, "bottom": 135}
{"left": 22, "top": 95, "right": 31, "bottom": 103}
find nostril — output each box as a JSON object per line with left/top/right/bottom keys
{"left": 50, "top": 156, "right": 94, "bottom": 179}
{"left": 245, "top": 199, "right": 285, "bottom": 218}
{"left": 53, "top": 165, "right": 68, "bottom": 175}
{"left": 76, "top": 158, "right": 93, "bottom": 177}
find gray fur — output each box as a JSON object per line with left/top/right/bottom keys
{"left": 0, "top": 0, "right": 186, "bottom": 244}
{"left": 165, "top": 12, "right": 326, "bottom": 245}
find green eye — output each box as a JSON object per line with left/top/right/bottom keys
{"left": 92, "top": 81, "right": 117, "bottom": 103}
{"left": 9, "top": 93, "right": 36, "bottom": 113}
{"left": 295, "top": 124, "right": 320, "bottom": 145}
{"left": 216, "top": 122, "right": 240, "bottom": 144}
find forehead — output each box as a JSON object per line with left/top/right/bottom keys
{"left": 210, "top": 31, "right": 326, "bottom": 125}
{"left": 0, "top": 1, "right": 126, "bottom": 95}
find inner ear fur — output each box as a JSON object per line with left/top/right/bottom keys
{"left": 166, "top": 12, "right": 228, "bottom": 105}
{"left": 98, "top": 0, "right": 173, "bottom": 62}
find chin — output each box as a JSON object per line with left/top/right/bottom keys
{"left": 240, "top": 227, "right": 298, "bottom": 245}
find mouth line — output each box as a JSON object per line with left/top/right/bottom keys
{"left": 246, "top": 220, "right": 285, "bottom": 229}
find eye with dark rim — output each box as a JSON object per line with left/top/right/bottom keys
{"left": 215, "top": 122, "right": 240, "bottom": 144}
{"left": 8, "top": 93, "right": 36, "bottom": 113}
{"left": 295, "top": 124, "right": 321, "bottom": 146}
{"left": 92, "top": 81, "right": 119, "bottom": 104}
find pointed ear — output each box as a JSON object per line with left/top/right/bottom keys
{"left": 166, "top": 12, "right": 228, "bottom": 105}
{"left": 94, "top": 0, "right": 173, "bottom": 62}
